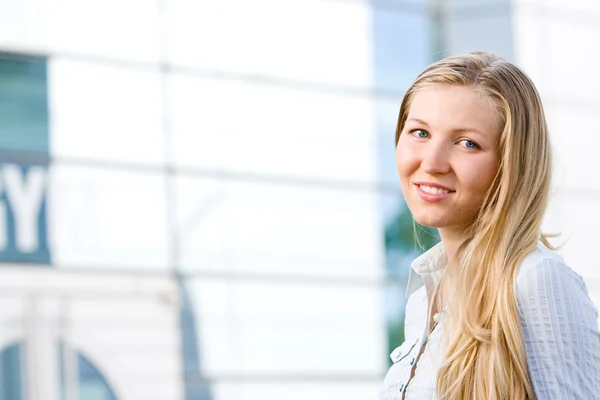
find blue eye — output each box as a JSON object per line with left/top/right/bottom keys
{"left": 460, "top": 139, "right": 480, "bottom": 149}
{"left": 411, "top": 129, "right": 429, "bottom": 139}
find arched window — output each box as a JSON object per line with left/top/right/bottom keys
{"left": 0, "top": 342, "right": 118, "bottom": 400}
{"left": 0, "top": 343, "right": 22, "bottom": 400}
{"left": 62, "top": 346, "right": 118, "bottom": 400}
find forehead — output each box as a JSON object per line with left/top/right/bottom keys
{"left": 407, "top": 83, "right": 500, "bottom": 134}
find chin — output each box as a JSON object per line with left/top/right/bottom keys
{"left": 414, "top": 220, "right": 442, "bottom": 229}
{"left": 411, "top": 213, "right": 445, "bottom": 229}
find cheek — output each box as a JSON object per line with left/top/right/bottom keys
{"left": 463, "top": 158, "right": 498, "bottom": 196}
{"left": 395, "top": 139, "right": 417, "bottom": 178}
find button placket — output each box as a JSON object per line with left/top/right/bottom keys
{"left": 390, "top": 338, "right": 419, "bottom": 364}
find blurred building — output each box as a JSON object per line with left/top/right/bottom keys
{"left": 0, "top": 1, "right": 597, "bottom": 400}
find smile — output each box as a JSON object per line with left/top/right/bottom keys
{"left": 418, "top": 184, "right": 450, "bottom": 194}
{"left": 414, "top": 183, "right": 455, "bottom": 202}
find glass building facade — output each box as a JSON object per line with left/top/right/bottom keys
{"left": 0, "top": 0, "right": 598, "bottom": 399}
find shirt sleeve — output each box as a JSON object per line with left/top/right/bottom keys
{"left": 516, "top": 256, "right": 600, "bottom": 400}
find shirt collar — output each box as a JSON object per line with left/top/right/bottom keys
{"left": 405, "top": 241, "right": 447, "bottom": 298}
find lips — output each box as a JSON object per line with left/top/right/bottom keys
{"left": 414, "top": 182, "right": 455, "bottom": 202}
{"left": 414, "top": 181, "right": 455, "bottom": 192}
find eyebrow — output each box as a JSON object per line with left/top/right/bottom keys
{"left": 406, "top": 118, "right": 486, "bottom": 136}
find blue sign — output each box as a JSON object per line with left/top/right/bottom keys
{"left": 0, "top": 163, "right": 50, "bottom": 264}
{"left": 0, "top": 53, "right": 50, "bottom": 265}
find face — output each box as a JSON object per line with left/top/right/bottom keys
{"left": 396, "top": 83, "right": 501, "bottom": 237}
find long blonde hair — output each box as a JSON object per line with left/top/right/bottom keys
{"left": 395, "top": 52, "right": 553, "bottom": 400}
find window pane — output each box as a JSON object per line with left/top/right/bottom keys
{"left": 445, "top": 0, "right": 510, "bottom": 7}
{"left": 179, "top": 279, "right": 213, "bottom": 400}
{"left": 49, "top": 59, "right": 164, "bottom": 165}
{"left": 0, "top": 1, "right": 48, "bottom": 53}
{"left": 371, "top": 9, "right": 432, "bottom": 93}
{"left": 175, "top": 176, "right": 384, "bottom": 278}
{"left": 169, "top": 75, "right": 377, "bottom": 183}
{"left": 212, "top": 382, "right": 378, "bottom": 400}
{"left": 374, "top": 98, "right": 402, "bottom": 185}
{"left": 187, "top": 278, "right": 386, "bottom": 377}
{"left": 77, "top": 353, "right": 118, "bottom": 400}
{"left": 445, "top": 9, "right": 514, "bottom": 60}
{"left": 543, "top": 14, "right": 600, "bottom": 102}
{"left": 544, "top": 104, "right": 600, "bottom": 190}
{"left": 0, "top": 343, "right": 22, "bottom": 400}
{"left": 0, "top": 1, "right": 159, "bottom": 63}
{"left": 166, "top": 0, "right": 372, "bottom": 88}
{"left": 59, "top": 342, "right": 119, "bottom": 400}
{"left": 48, "top": 164, "right": 168, "bottom": 270}
{"left": 0, "top": 53, "right": 48, "bottom": 155}
{"left": 50, "top": 0, "right": 160, "bottom": 63}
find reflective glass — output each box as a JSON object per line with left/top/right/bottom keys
{"left": 0, "top": 1, "right": 48, "bottom": 53}
{"left": 48, "top": 164, "right": 168, "bottom": 270}
{"left": 169, "top": 74, "right": 378, "bottom": 183}
{"left": 49, "top": 0, "right": 160, "bottom": 63}
{"left": 211, "top": 382, "right": 378, "bottom": 400}
{"left": 49, "top": 59, "right": 164, "bottom": 165}
{"left": 186, "top": 277, "right": 385, "bottom": 377}
{"left": 166, "top": 0, "right": 372, "bottom": 88}
{"left": 0, "top": 53, "right": 48, "bottom": 154}
{"left": 445, "top": 10, "right": 514, "bottom": 60}
{"left": 544, "top": 14, "right": 600, "bottom": 102}
{"left": 371, "top": 9, "right": 432, "bottom": 93}
{"left": 0, "top": 343, "right": 22, "bottom": 400}
{"left": 175, "top": 176, "right": 383, "bottom": 278}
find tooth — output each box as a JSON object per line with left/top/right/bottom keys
{"left": 419, "top": 185, "right": 451, "bottom": 194}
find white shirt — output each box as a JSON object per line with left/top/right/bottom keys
{"left": 380, "top": 242, "right": 600, "bottom": 399}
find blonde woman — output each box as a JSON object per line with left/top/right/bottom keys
{"left": 380, "top": 52, "right": 600, "bottom": 400}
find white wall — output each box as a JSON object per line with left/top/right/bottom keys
{"left": 0, "top": 267, "right": 183, "bottom": 400}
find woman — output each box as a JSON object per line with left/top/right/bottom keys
{"left": 380, "top": 52, "right": 600, "bottom": 399}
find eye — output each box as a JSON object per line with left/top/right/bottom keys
{"left": 410, "top": 129, "right": 429, "bottom": 139}
{"left": 458, "top": 139, "right": 480, "bottom": 149}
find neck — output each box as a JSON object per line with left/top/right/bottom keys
{"left": 438, "top": 227, "right": 467, "bottom": 261}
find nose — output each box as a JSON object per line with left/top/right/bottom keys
{"left": 421, "top": 141, "right": 451, "bottom": 175}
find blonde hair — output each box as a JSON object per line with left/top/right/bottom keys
{"left": 395, "top": 52, "right": 553, "bottom": 400}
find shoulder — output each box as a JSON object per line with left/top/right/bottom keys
{"left": 514, "top": 243, "right": 600, "bottom": 398}
{"left": 515, "top": 242, "right": 598, "bottom": 321}
{"left": 515, "top": 242, "right": 590, "bottom": 302}
{"left": 514, "top": 241, "right": 600, "bottom": 348}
